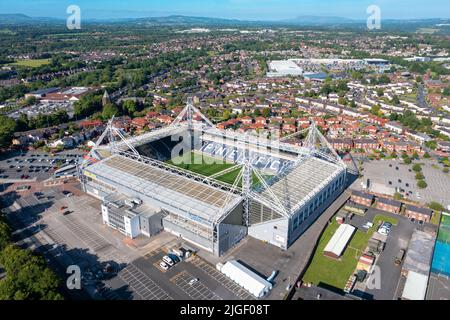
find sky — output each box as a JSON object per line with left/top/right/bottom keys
{"left": 0, "top": 0, "right": 449, "bottom": 20}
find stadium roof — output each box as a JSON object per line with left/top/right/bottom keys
{"left": 256, "top": 157, "right": 344, "bottom": 216}
{"left": 84, "top": 154, "right": 242, "bottom": 225}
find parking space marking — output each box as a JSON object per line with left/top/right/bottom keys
{"left": 189, "top": 257, "right": 255, "bottom": 300}
{"left": 61, "top": 215, "right": 112, "bottom": 252}
{"left": 171, "top": 271, "right": 222, "bottom": 300}
{"left": 118, "top": 263, "right": 173, "bottom": 300}
{"left": 145, "top": 248, "right": 163, "bottom": 259}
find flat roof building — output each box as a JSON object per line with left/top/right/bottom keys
{"left": 267, "top": 60, "right": 303, "bottom": 77}
{"left": 402, "top": 229, "right": 436, "bottom": 277}
{"left": 323, "top": 224, "right": 356, "bottom": 259}
{"left": 219, "top": 260, "right": 273, "bottom": 298}
{"left": 401, "top": 271, "right": 428, "bottom": 300}
{"left": 101, "top": 192, "right": 163, "bottom": 239}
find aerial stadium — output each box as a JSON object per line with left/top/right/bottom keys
{"left": 79, "top": 98, "right": 348, "bottom": 256}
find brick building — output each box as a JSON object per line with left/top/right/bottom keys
{"left": 404, "top": 205, "right": 433, "bottom": 223}
{"left": 350, "top": 190, "right": 374, "bottom": 207}
{"left": 376, "top": 197, "right": 402, "bottom": 214}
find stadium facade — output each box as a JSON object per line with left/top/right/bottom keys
{"left": 79, "top": 100, "right": 347, "bottom": 256}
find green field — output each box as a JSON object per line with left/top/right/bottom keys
{"left": 167, "top": 151, "right": 267, "bottom": 186}
{"left": 416, "top": 28, "right": 439, "bottom": 34}
{"left": 12, "top": 59, "right": 51, "bottom": 68}
{"left": 0, "top": 29, "right": 16, "bottom": 35}
{"left": 302, "top": 214, "right": 398, "bottom": 290}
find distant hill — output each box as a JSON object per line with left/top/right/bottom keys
{"left": 132, "top": 15, "right": 260, "bottom": 26}
{"left": 0, "top": 13, "right": 61, "bottom": 25}
{"left": 281, "top": 15, "right": 359, "bottom": 26}
{"left": 0, "top": 13, "right": 448, "bottom": 31}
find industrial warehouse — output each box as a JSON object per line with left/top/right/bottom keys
{"left": 79, "top": 99, "right": 347, "bottom": 256}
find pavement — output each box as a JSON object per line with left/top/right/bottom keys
{"left": 426, "top": 273, "right": 450, "bottom": 300}
{"left": 359, "top": 158, "right": 450, "bottom": 208}
{"left": 0, "top": 149, "right": 85, "bottom": 183}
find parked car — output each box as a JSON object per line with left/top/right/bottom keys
{"left": 167, "top": 253, "right": 180, "bottom": 263}
{"left": 362, "top": 222, "right": 373, "bottom": 229}
{"left": 188, "top": 278, "right": 199, "bottom": 286}
{"left": 162, "top": 256, "right": 174, "bottom": 266}
{"left": 159, "top": 261, "right": 169, "bottom": 270}
{"left": 394, "top": 249, "right": 406, "bottom": 266}
{"left": 377, "top": 222, "right": 392, "bottom": 236}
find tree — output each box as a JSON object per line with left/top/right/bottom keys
{"left": 338, "top": 97, "right": 347, "bottom": 106}
{"left": 122, "top": 100, "right": 137, "bottom": 115}
{"left": 392, "top": 95, "right": 400, "bottom": 106}
{"left": 73, "top": 93, "right": 102, "bottom": 118}
{"left": 223, "top": 109, "right": 231, "bottom": 121}
{"left": 351, "top": 71, "right": 363, "bottom": 81}
{"left": 25, "top": 96, "right": 38, "bottom": 106}
{"left": 417, "top": 180, "right": 427, "bottom": 189}
{"left": 16, "top": 113, "right": 29, "bottom": 132}
{"left": 376, "top": 88, "right": 384, "bottom": 97}
{"left": 0, "top": 245, "right": 63, "bottom": 300}
{"left": 428, "top": 201, "right": 445, "bottom": 212}
{"left": 0, "top": 115, "right": 17, "bottom": 149}
{"left": 0, "top": 216, "right": 10, "bottom": 250}
{"left": 443, "top": 86, "right": 450, "bottom": 96}
{"left": 412, "top": 164, "right": 422, "bottom": 172}
{"left": 393, "top": 192, "right": 403, "bottom": 200}
{"left": 370, "top": 104, "right": 381, "bottom": 116}
{"left": 102, "top": 103, "right": 119, "bottom": 120}
{"left": 262, "top": 108, "right": 271, "bottom": 118}
{"left": 423, "top": 152, "right": 431, "bottom": 159}
{"left": 415, "top": 172, "right": 425, "bottom": 180}
{"left": 425, "top": 140, "right": 437, "bottom": 150}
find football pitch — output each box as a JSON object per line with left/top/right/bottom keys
{"left": 167, "top": 151, "right": 262, "bottom": 186}
{"left": 12, "top": 58, "right": 51, "bottom": 67}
